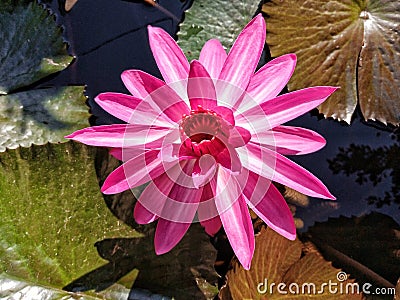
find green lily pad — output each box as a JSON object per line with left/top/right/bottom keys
{"left": 0, "top": 1, "right": 89, "bottom": 151}
{"left": 177, "top": 0, "right": 259, "bottom": 61}
{"left": 219, "top": 227, "right": 363, "bottom": 299}
{"left": 0, "top": 86, "right": 89, "bottom": 152}
{"left": 0, "top": 1, "right": 72, "bottom": 94}
{"left": 263, "top": 0, "right": 400, "bottom": 125}
{"left": 0, "top": 142, "right": 135, "bottom": 296}
{"left": 0, "top": 273, "right": 131, "bottom": 300}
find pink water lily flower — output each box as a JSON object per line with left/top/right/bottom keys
{"left": 66, "top": 14, "right": 337, "bottom": 270}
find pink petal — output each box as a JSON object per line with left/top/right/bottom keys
{"left": 121, "top": 70, "right": 163, "bottom": 98}
{"left": 247, "top": 54, "right": 297, "bottom": 104}
{"left": 109, "top": 147, "right": 143, "bottom": 161}
{"left": 101, "top": 149, "right": 179, "bottom": 194}
{"left": 215, "top": 146, "right": 242, "bottom": 174}
{"left": 214, "top": 106, "right": 235, "bottom": 125}
{"left": 215, "top": 167, "right": 254, "bottom": 270}
{"left": 134, "top": 171, "right": 177, "bottom": 224}
{"left": 238, "top": 143, "right": 336, "bottom": 199}
{"left": 192, "top": 154, "right": 217, "bottom": 188}
{"left": 95, "top": 92, "right": 173, "bottom": 127}
{"left": 229, "top": 126, "right": 251, "bottom": 148}
{"left": 134, "top": 202, "right": 159, "bottom": 224}
{"left": 95, "top": 93, "right": 141, "bottom": 123}
{"left": 147, "top": 26, "right": 189, "bottom": 101}
{"left": 218, "top": 14, "right": 266, "bottom": 107}
{"left": 154, "top": 220, "right": 191, "bottom": 255}
{"left": 200, "top": 216, "right": 222, "bottom": 236}
{"left": 239, "top": 170, "right": 296, "bottom": 240}
{"left": 147, "top": 26, "right": 189, "bottom": 84}
{"left": 237, "top": 87, "right": 338, "bottom": 132}
{"left": 251, "top": 125, "right": 326, "bottom": 155}
{"left": 198, "top": 183, "right": 221, "bottom": 236}
{"left": 65, "top": 124, "right": 174, "bottom": 148}
{"left": 121, "top": 70, "right": 189, "bottom": 122}
{"left": 199, "top": 39, "right": 227, "bottom": 79}
{"left": 154, "top": 162, "right": 203, "bottom": 254}
{"left": 188, "top": 60, "right": 217, "bottom": 110}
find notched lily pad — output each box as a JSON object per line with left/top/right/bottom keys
{"left": 0, "top": 1, "right": 89, "bottom": 151}
{"left": 219, "top": 227, "right": 362, "bottom": 299}
{"left": 263, "top": 0, "right": 400, "bottom": 124}
{"left": 0, "top": 1, "right": 72, "bottom": 94}
{"left": 0, "top": 142, "right": 134, "bottom": 294}
{"left": 178, "top": 0, "right": 260, "bottom": 61}
{"left": 0, "top": 86, "right": 89, "bottom": 152}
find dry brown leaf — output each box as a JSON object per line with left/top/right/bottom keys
{"left": 219, "top": 227, "right": 363, "bottom": 299}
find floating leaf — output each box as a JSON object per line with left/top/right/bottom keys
{"left": 0, "top": 142, "right": 135, "bottom": 297}
{"left": 178, "top": 0, "right": 259, "bottom": 61}
{"left": 262, "top": 0, "right": 400, "bottom": 124}
{"left": 0, "top": 86, "right": 89, "bottom": 152}
{"left": 219, "top": 227, "right": 363, "bottom": 299}
{"left": 0, "top": 2, "right": 72, "bottom": 94}
{"left": 0, "top": 273, "right": 131, "bottom": 300}
{"left": 0, "top": 1, "right": 88, "bottom": 151}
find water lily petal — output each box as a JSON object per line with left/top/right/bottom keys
{"left": 229, "top": 126, "right": 251, "bottom": 148}
{"left": 218, "top": 14, "right": 266, "bottom": 107}
{"left": 214, "top": 106, "right": 235, "bottom": 125}
{"left": 215, "top": 167, "right": 254, "bottom": 270}
{"left": 192, "top": 154, "right": 217, "bottom": 188}
{"left": 121, "top": 69, "right": 189, "bottom": 122}
{"left": 147, "top": 26, "right": 189, "bottom": 84}
{"left": 134, "top": 201, "right": 159, "bottom": 224}
{"left": 188, "top": 60, "right": 217, "bottom": 110}
{"left": 147, "top": 25, "right": 189, "bottom": 101}
{"left": 95, "top": 93, "right": 141, "bottom": 123}
{"left": 200, "top": 216, "right": 222, "bottom": 236}
{"left": 198, "top": 183, "right": 221, "bottom": 236}
{"left": 251, "top": 125, "right": 326, "bottom": 155}
{"left": 247, "top": 54, "right": 297, "bottom": 105}
{"left": 239, "top": 169, "right": 296, "bottom": 240}
{"left": 101, "top": 149, "right": 179, "bottom": 194}
{"left": 109, "top": 147, "right": 143, "bottom": 162}
{"left": 154, "top": 220, "right": 191, "bottom": 255}
{"left": 154, "top": 162, "right": 202, "bottom": 254}
{"left": 95, "top": 92, "right": 173, "bottom": 127}
{"left": 199, "top": 39, "right": 227, "bottom": 79}
{"left": 134, "top": 170, "right": 177, "bottom": 224}
{"left": 237, "top": 87, "right": 338, "bottom": 132}
{"left": 121, "top": 69, "right": 163, "bottom": 98}
{"left": 238, "top": 143, "right": 335, "bottom": 199}
{"left": 215, "top": 146, "right": 242, "bottom": 174}
{"left": 65, "top": 124, "right": 175, "bottom": 148}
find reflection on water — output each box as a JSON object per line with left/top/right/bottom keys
{"left": 328, "top": 128, "right": 400, "bottom": 210}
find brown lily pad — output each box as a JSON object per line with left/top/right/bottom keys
{"left": 262, "top": 0, "right": 400, "bottom": 124}
{"left": 219, "top": 227, "right": 362, "bottom": 299}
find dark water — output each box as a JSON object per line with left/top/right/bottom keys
{"left": 41, "top": 0, "right": 399, "bottom": 295}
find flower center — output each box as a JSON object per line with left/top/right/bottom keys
{"left": 179, "top": 106, "right": 228, "bottom": 157}
{"left": 180, "top": 106, "right": 221, "bottom": 144}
